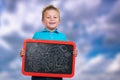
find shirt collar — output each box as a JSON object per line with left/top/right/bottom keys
{"left": 43, "top": 28, "right": 59, "bottom": 33}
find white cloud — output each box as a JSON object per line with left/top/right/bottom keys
{"left": 77, "top": 38, "right": 92, "bottom": 55}
{"left": 0, "top": 1, "right": 44, "bottom": 39}
{"left": 64, "top": 0, "right": 101, "bottom": 12}
{"left": 82, "top": 15, "right": 107, "bottom": 37}
{"left": 0, "top": 71, "right": 13, "bottom": 80}
{"left": 66, "top": 73, "right": 120, "bottom": 80}
{"left": 95, "top": 15, "right": 120, "bottom": 46}
{"left": 86, "top": 24, "right": 97, "bottom": 34}
{"left": 80, "top": 54, "right": 104, "bottom": 72}
{"left": 84, "top": 0, "right": 101, "bottom": 10}
{"left": 84, "top": 12, "right": 120, "bottom": 46}
{"left": 0, "top": 11, "right": 21, "bottom": 37}
{"left": 0, "top": 70, "right": 31, "bottom": 80}
{"left": 64, "top": 54, "right": 120, "bottom": 80}
{"left": 9, "top": 57, "right": 21, "bottom": 70}
{"left": 64, "top": 54, "right": 105, "bottom": 80}
{"left": 0, "top": 38, "right": 12, "bottom": 51}
{"left": 107, "top": 53, "right": 120, "bottom": 73}
{"left": 109, "top": 0, "right": 120, "bottom": 16}
{"left": 50, "top": 0, "right": 61, "bottom": 7}
{"left": 64, "top": 1, "right": 78, "bottom": 11}
{"left": 7, "top": 57, "right": 31, "bottom": 80}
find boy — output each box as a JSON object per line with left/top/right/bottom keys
{"left": 20, "top": 5, "right": 77, "bottom": 80}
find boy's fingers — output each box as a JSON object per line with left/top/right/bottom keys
{"left": 73, "top": 49, "right": 78, "bottom": 57}
{"left": 19, "top": 49, "right": 25, "bottom": 57}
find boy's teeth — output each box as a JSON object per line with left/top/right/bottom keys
{"left": 50, "top": 22, "right": 55, "bottom": 24}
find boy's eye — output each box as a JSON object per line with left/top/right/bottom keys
{"left": 54, "top": 17, "right": 57, "bottom": 18}
{"left": 47, "top": 17, "right": 50, "bottom": 18}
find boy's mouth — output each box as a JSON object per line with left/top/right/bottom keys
{"left": 49, "top": 22, "right": 56, "bottom": 25}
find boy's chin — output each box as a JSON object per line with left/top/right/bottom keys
{"left": 47, "top": 27, "right": 56, "bottom": 30}
{"left": 50, "top": 27, "right": 56, "bottom": 30}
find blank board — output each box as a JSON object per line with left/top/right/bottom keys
{"left": 22, "top": 39, "right": 76, "bottom": 78}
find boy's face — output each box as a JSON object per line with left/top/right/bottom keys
{"left": 42, "top": 9, "right": 60, "bottom": 31}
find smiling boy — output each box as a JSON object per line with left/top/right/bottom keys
{"left": 20, "top": 5, "right": 77, "bottom": 80}
{"left": 32, "top": 5, "right": 66, "bottom": 41}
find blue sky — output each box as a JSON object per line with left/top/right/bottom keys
{"left": 0, "top": 0, "right": 120, "bottom": 80}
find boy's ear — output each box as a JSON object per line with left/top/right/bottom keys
{"left": 58, "top": 19, "right": 61, "bottom": 25}
{"left": 42, "top": 20, "right": 45, "bottom": 25}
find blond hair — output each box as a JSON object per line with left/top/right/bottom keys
{"left": 42, "top": 5, "right": 60, "bottom": 21}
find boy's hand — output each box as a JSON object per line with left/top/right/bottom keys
{"left": 73, "top": 49, "right": 78, "bottom": 57}
{"left": 20, "top": 49, "right": 25, "bottom": 57}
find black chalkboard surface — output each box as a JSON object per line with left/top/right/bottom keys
{"left": 22, "top": 39, "right": 76, "bottom": 78}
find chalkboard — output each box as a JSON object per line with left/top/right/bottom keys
{"left": 22, "top": 39, "right": 76, "bottom": 78}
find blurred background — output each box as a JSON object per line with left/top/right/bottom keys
{"left": 0, "top": 0, "right": 120, "bottom": 80}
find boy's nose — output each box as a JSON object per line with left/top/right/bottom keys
{"left": 50, "top": 17, "right": 54, "bottom": 20}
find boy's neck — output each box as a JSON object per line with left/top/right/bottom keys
{"left": 46, "top": 28, "right": 57, "bottom": 32}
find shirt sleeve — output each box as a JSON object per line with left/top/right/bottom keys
{"left": 61, "top": 33, "right": 67, "bottom": 41}
{"left": 32, "top": 32, "right": 37, "bottom": 39}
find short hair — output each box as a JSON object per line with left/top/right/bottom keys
{"left": 42, "top": 5, "right": 60, "bottom": 21}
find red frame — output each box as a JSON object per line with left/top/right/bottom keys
{"left": 22, "top": 39, "right": 76, "bottom": 78}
